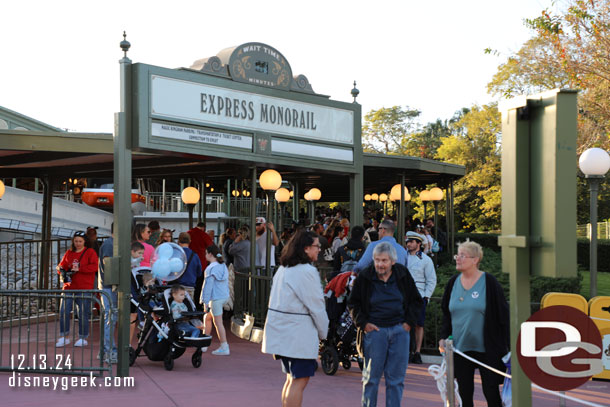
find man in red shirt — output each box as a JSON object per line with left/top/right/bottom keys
{"left": 188, "top": 222, "right": 213, "bottom": 271}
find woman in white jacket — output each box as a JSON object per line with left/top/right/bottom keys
{"left": 262, "top": 230, "right": 329, "bottom": 407}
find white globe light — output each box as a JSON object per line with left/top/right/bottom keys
{"left": 579, "top": 148, "right": 610, "bottom": 176}
{"left": 181, "top": 187, "right": 200, "bottom": 204}
{"left": 420, "top": 190, "right": 431, "bottom": 202}
{"left": 429, "top": 187, "right": 444, "bottom": 201}
{"left": 275, "top": 188, "right": 290, "bottom": 202}
{"left": 371, "top": 193, "right": 379, "bottom": 201}
{"left": 379, "top": 193, "right": 388, "bottom": 202}
{"left": 259, "top": 169, "right": 282, "bottom": 190}
{"left": 0, "top": 180, "right": 5, "bottom": 199}
{"left": 390, "top": 184, "right": 409, "bottom": 201}
{"left": 304, "top": 191, "right": 311, "bottom": 201}
{"left": 308, "top": 188, "right": 322, "bottom": 201}
{"left": 364, "top": 194, "right": 372, "bottom": 201}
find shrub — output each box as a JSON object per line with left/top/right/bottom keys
{"left": 577, "top": 238, "right": 610, "bottom": 273}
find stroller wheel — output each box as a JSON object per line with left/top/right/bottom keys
{"left": 341, "top": 359, "right": 351, "bottom": 370}
{"left": 164, "top": 354, "right": 174, "bottom": 371}
{"left": 320, "top": 347, "right": 339, "bottom": 375}
{"left": 192, "top": 351, "right": 202, "bottom": 368}
{"left": 129, "top": 346, "right": 137, "bottom": 366}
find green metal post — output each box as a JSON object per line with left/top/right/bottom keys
{"left": 249, "top": 167, "right": 257, "bottom": 311}
{"left": 39, "top": 176, "right": 53, "bottom": 290}
{"left": 587, "top": 176, "right": 602, "bottom": 297}
{"left": 398, "top": 174, "right": 405, "bottom": 243}
{"left": 202, "top": 177, "right": 207, "bottom": 229}
{"left": 265, "top": 191, "right": 272, "bottom": 276}
{"left": 293, "top": 182, "right": 300, "bottom": 223}
{"left": 226, "top": 179, "right": 231, "bottom": 218}
{"left": 350, "top": 172, "right": 363, "bottom": 229}
{"left": 198, "top": 178, "right": 203, "bottom": 224}
{"left": 114, "top": 36, "right": 133, "bottom": 377}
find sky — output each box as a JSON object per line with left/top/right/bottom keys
{"left": 0, "top": 0, "right": 556, "bottom": 133}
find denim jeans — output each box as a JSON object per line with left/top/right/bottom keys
{"left": 362, "top": 324, "right": 410, "bottom": 407}
{"left": 100, "top": 287, "right": 118, "bottom": 354}
{"left": 176, "top": 322, "right": 201, "bottom": 338}
{"left": 59, "top": 292, "right": 91, "bottom": 339}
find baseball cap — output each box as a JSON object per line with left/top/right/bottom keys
{"left": 255, "top": 217, "right": 266, "bottom": 225}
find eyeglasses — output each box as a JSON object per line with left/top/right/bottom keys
{"left": 310, "top": 244, "right": 322, "bottom": 250}
{"left": 454, "top": 254, "right": 475, "bottom": 260}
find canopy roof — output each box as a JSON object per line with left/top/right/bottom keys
{"left": 0, "top": 128, "right": 464, "bottom": 201}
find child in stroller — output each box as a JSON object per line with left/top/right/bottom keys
{"left": 129, "top": 270, "right": 212, "bottom": 370}
{"left": 319, "top": 271, "right": 363, "bottom": 375}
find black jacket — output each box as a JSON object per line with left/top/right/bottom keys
{"left": 440, "top": 272, "right": 510, "bottom": 382}
{"left": 348, "top": 263, "right": 423, "bottom": 355}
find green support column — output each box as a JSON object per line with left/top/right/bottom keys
{"left": 202, "top": 177, "right": 207, "bottom": 229}
{"left": 226, "top": 179, "right": 231, "bottom": 217}
{"left": 114, "top": 36, "right": 134, "bottom": 377}
{"left": 499, "top": 105, "right": 533, "bottom": 406}
{"left": 293, "top": 182, "right": 300, "bottom": 223}
{"left": 249, "top": 167, "right": 257, "bottom": 312}
{"left": 499, "top": 89, "right": 578, "bottom": 406}
{"left": 39, "top": 176, "right": 53, "bottom": 290}
{"left": 350, "top": 172, "right": 363, "bottom": 228}
{"left": 398, "top": 174, "right": 405, "bottom": 241}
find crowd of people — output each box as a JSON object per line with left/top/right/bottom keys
{"left": 54, "top": 210, "right": 507, "bottom": 407}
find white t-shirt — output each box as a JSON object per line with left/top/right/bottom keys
{"left": 256, "top": 230, "right": 276, "bottom": 267}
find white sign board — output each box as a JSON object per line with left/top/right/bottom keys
{"left": 151, "top": 122, "right": 252, "bottom": 149}
{"left": 151, "top": 75, "right": 354, "bottom": 145}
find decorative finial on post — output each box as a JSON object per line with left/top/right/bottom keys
{"left": 120, "top": 31, "right": 131, "bottom": 57}
{"left": 351, "top": 80, "right": 360, "bottom": 103}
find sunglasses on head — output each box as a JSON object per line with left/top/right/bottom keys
{"left": 74, "top": 231, "right": 86, "bottom": 237}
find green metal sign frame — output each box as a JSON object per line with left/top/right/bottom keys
{"left": 130, "top": 63, "right": 362, "bottom": 175}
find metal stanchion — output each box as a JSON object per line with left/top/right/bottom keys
{"left": 446, "top": 339, "right": 456, "bottom": 407}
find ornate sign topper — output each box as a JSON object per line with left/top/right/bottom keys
{"left": 228, "top": 43, "right": 293, "bottom": 91}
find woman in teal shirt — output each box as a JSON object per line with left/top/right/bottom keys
{"left": 439, "top": 241, "right": 509, "bottom": 407}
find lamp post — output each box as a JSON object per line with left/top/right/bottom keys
{"left": 181, "top": 186, "right": 200, "bottom": 230}
{"left": 429, "top": 187, "right": 444, "bottom": 265}
{"left": 579, "top": 148, "right": 610, "bottom": 298}
{"left": 420, "top": 190, "right": 431, "bottom": 221}
{"left": 275, "top": 187, "right": 290, "bottom": 234}
{"left": 306, "top": 188, "right": 322, "bottom": 225}
{"left": 379, "top": 193, "right": 388, "bottom": 216}
{"left": 259, "top": 169, "right": 282, "bottom": 275}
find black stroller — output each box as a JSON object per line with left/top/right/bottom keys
{"left": 319, "top": 272, "right": 363, "bottom": 375}
{"left": 129, "top": 269, "right": 212, "bottom": 370}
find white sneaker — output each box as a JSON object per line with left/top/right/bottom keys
{"left": 211, "top": 345, "right": 230, "bottom": 356}
{"left": 55, "top": 337, "right": 70, "bottom": 347}
{"left": 74, "top": 338, "right": 88, "bottom": 347}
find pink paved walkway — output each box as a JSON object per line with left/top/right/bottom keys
{"left": 1, "top": 321, "right": 609, "bottom": 406}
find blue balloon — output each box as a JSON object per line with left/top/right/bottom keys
{"left": 152, "top": 258, "right": 171, "bottom": 278}
{"left": 169, "top": 257, "right": 184, "bottom": 274}
{"left": 157, "top": 243, "right": 173, "bottom": 259}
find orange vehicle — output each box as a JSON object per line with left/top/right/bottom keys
{"left": 81, "top": 181, "right": 146, "bottom": 209}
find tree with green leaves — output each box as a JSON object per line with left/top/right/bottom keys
{"left": 435, "top": 104, "right": 502, "bottom": 231}
{"left": 361, "top": 106, "right": 421, "bottom": 154}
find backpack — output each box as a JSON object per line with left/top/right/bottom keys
{"left": 340, "top": 248, "right": 360, "bottom": 273}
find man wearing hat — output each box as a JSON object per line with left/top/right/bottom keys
{"left": 255, "top": 217, "right": 279, "bottom": 268}
{"left": 405, "top": 231, "right": 437, "bottom": 364}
